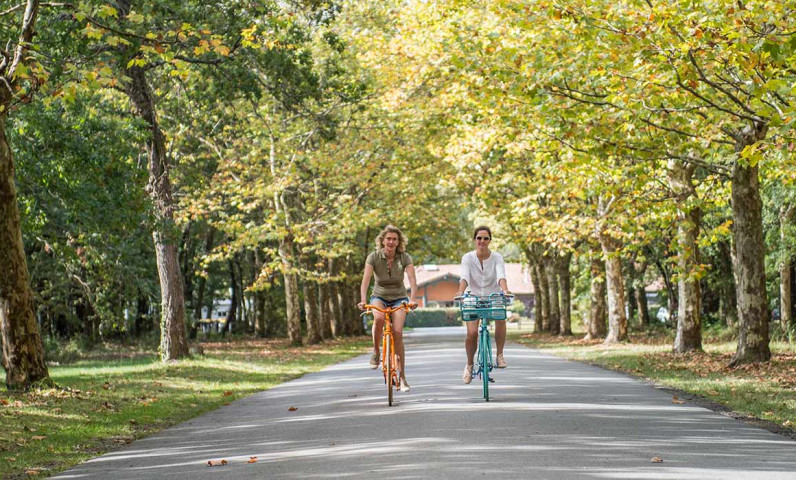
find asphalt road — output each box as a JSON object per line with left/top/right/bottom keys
{"left": 55, "top": 327, "right": 796, "bottom": 479}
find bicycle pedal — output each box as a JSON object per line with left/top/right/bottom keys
{"left": 489, "top": 378, "right": 495, "bottom": 383}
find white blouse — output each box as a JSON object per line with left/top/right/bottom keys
{"left": 460, "top": 250, "right": 506, "bottom": 296}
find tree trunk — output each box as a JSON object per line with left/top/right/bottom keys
{"left": 781, "top": 204, "right": 794, "bottom": 333}
{"left": 255, "top": 292, "right": 266, "bottom": 338}
{"left": 179, "top": 223, "right": 194, "bottom": 330}
{"left": 529, "top": 261, "right": 543, "bottom": 332}
{"left": 226, "top": 259, "right": 238, "bottom": 334}
{"left": 625, "top": 265, "right": 637, "bottom": 326}
{"left": 633, "top": 259, "right": 650, "bottom": 326}
{"left": 729, "top": 126, "right": 771, "bottom": 365}
{"left": 669, "top": 159, "right": 703, "bottom": 353}
{"left": 600, "top": 237, "right": 628, "bottom": 344}
{"left": 318, "top": 281, "right": 333, "bottom": 340}
{"left": 0, "top": 108, "right": 51, "bottom": 389}
{"left": 279, "top": 235, "right": 302, "bottom": 345}
{"left": 123, "top": 65, "right": 189, "bottom": 361}
{"left": 723, "top": 240, "right": 739, "bottom": 328}
{"left": 328, "top": 258, "right": 344, "bottom": 336}
{"left": 545, "top": 256, "right": 561, "bottom": 335}
{"left": 586, "top": 246, "right": 607, "bottom": 340}
{"left": 190, "top": 272, "right": 204, "bottom": 340}
{"left": 303, "top": 279, "right": 321, "bottom": 344}
{"left": 192, "top": 228, "right": 214, "bottom": 338}
{"left": 557, "top": 252, "right": 573, "bottom": 336}
{"left": 537, "top": 257, "right": 551, "bottom": 332}
{"left": 300, "top": 255, "right": 321, "bottom": 344}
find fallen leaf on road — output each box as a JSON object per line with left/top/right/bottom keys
{"left": 706, "top": 389, "right": 719, "bottom": 396}
{"left": 30, "top": 436, "right": 47, "bottom": 441}
{"left": 651, "top": 457, "right": 663, "bottom": 463}
{"left": 223, "top": 391, "right": 233, "bottom": 396}
{"left": 207, "top": 459, "right": 228, "bottom": 467}
{"left": 783, "top": 420, "right": 793, "bottom": 427}
{"left": 248, "top": 457, "right": 258, "bottom": 463}
{"left": 671, "top": 396, "right": 685, "bottom": 404}
{"left": 288, "top": 406, "right": 298, "bottom": 411}
{"left": 24, "top": 468, "right": 42, "bottom": 476}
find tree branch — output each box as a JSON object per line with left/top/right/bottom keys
{"left": 7, "top": 0, "right": 40, "bottom": 81}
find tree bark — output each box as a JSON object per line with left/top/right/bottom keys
{"left": 585, "top": 246, "right": 607, "bottom": 340}
{"left": 279, "top": 235, "right": 302, "bottom": 345}
{"left": 191, "top": 229, "right": 214, "bottom": 339}
{"left": 599, "top": 235, "right": 628, "bottom": 343}
{"left": 123, "top": 65, "right": 189, "bottom": 361}
{"left": 545, "top": 256, "right": 561, "bottom": 335}
{"left": 557, "top": 252, "right": 573, "bottom": 336}
{"left": 537, "top": 257, "right": 551, "bottom": 332}
{"left": 781, "top": 204, "right": 794, "bottom": 332}
{"left": 529, "top": 261, "right": 543, "bottom": 332}
{"left": 633, "top": 258, "right": 650, "bottom": 326}
{"left": 303, "top": 279, "right": 321, "bottom": 344}
{"left": 318, "top": 281, "right": 333, "bottom": 340}
{"left": 0, "top": 0, "right": 51, "bottom": 389}
{"left": 226, "top": 259, "right": 238, "bottom": 334}
{"left": 729, "top": 124, "right": 771, "bottom": 366}
{"left": 300, "top": 255, "right": 321, "bottom": 344}
{"left": 669, "top": 159, "right": 703, "bottom": 353}
{"left": 253, "top": 248, "right": 267, "bottom": 338}
{"left": 179, "top": 223, "right": 194, "bottom": 333}
{"left": 653, "top": 257, "right": 677, "bottom": 327}
{"left": 328, "top": 258, "right": 344, "bottom": 336}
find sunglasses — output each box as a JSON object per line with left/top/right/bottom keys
{"left": 475, "top": 236, "right": 491, "bottom": 241}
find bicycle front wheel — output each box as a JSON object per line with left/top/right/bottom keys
{"left": 481, "top": 328, "right": 490, "bottom": 401}
{"left": 385, "top": 335, "right": 394, "bottom": 406}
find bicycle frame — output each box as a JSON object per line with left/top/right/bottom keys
{"left": 363, "top": 303, "right": 411, "bottom": 406}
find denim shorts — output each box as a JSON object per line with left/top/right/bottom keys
{"left": 369, "top": 296, "right": 410, "bottom": 308}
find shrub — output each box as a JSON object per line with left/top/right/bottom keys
{"left": 42, "top": 336, "right": 82, "bottom": 365}
{"left": 405, "top": 308, "right": 461, "bottom": 328}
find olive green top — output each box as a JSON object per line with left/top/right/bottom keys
{"left": 366, "top": 250, "right": 413, "bottom": 301}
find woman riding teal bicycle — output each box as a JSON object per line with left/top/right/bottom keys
{"left": 455, "top": 226, "right": 511, "bottom": 384}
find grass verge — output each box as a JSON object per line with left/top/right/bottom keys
{"left": 0, "top": 336, "right": 370, "bottom": 478}
{"left": 511, "top": 328, "right": 796, "bottom": 439}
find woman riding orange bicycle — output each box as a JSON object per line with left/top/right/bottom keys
{"left": 357, "top": 225, "right": 418, "bottom": 393}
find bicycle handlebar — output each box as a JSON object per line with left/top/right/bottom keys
{"left": 454, "top": 292, "right": 515, "bottom": 301}
{"left": 361, "top": 303, "right": 414, "bottom": 316}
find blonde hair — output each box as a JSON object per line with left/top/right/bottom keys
{"left": 375, "top": 225, "right": 407, "bottom": 254}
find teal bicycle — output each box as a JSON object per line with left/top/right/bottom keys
{"left": 455, "top": 292, "right": 513, "bottom": 401}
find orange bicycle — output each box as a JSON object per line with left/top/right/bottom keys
{"left": 362, "top": 302, "right": 411, "bottom": 406}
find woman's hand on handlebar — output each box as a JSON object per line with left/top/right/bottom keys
{"left": 357, "top": 301, "right": 366, "bottom": 311}
{"left": 408, "top": 302, "right": 419, "bottom": 310}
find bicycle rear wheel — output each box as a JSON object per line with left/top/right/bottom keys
{"left": 481, "top": 328, "right": 490, "bottom": 401}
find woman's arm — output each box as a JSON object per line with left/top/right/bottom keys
{"left": 358, "top": 264, "right": 374, "bottom": 310}
{"left": 456, "top": 255, "right": 469, "bottom": 296}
